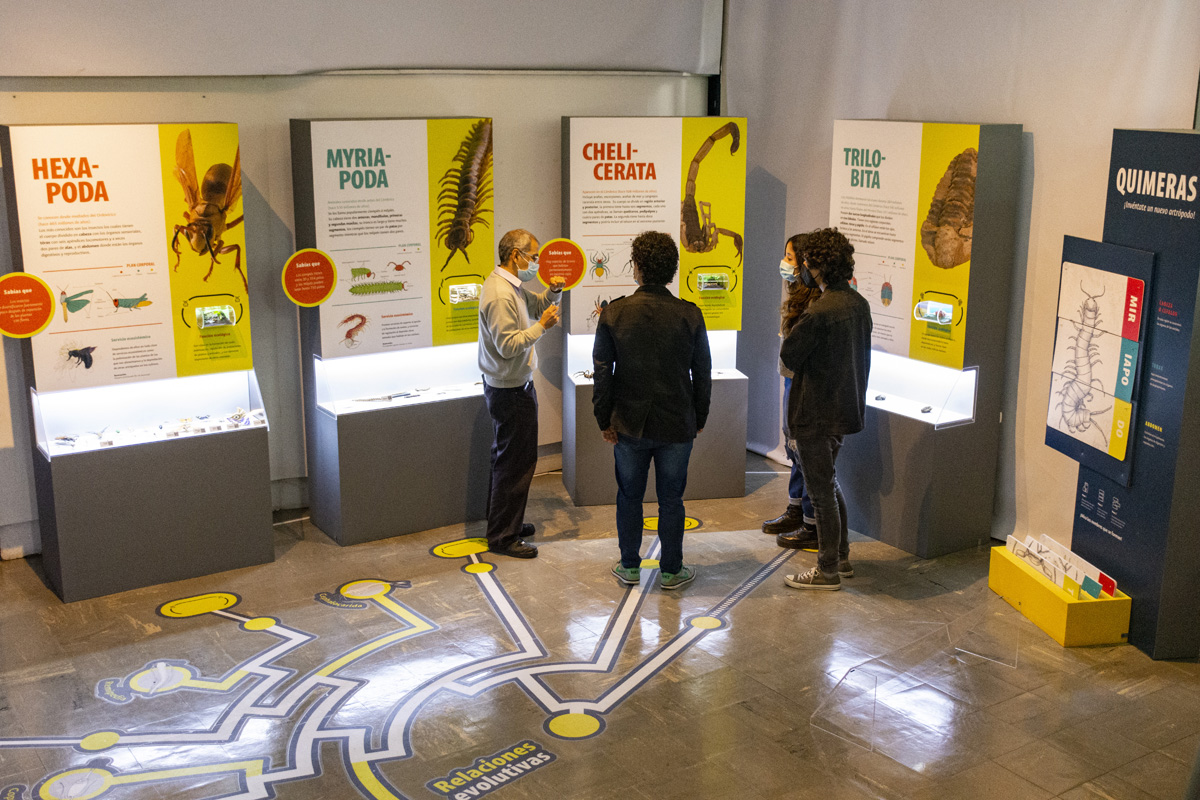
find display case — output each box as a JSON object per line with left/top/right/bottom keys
{"left": 30, "top": 371, "right": 273, "bottom": 602}
{"left": 290, "top": 117, "right": 499, "bottom": 546}
{"left": 865, "top": 351, "right": 977, "bottom": 429}
{"left": 832, "top": 120, "right": 1024, "bottom": 558}
{"left": 302, "top": 339, "right": 492, "bottom": 546}
{"left": 561, "top": 328, "right": 747, "bottom": 506}
{"left": 0, "top": 121, "right": 274, "bottom": 602}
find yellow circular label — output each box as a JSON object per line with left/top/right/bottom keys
{"left": 546, "top": 712, "right": 602, "bottom": 739}
{"left": 242, "top": 617, "right": 277, "bottom": 631}
{"left": 79, "top": 731, "right": 120, "bottom": 751}
{"left": 0, "top": 272, "right": 55, "bottom": 339}
{"left": 431, "top": 538, "right": 490, "bottom": 559}
{"left": 158, "top": 592, "right": 240, "bottom": 618}
{"left": 281, "top": 248, "right": 337, "bottom": 307}
{"left": 690, "top": 616, "right": 723, "bottom": 630}
{"left": 339, "top": 580, "right": 391, "bottom": 599}
{"left": 642, "top": 516, "right": 701, "bottom": 531}
{"left": 40, "top": 768, "right": 114, "bottom": 800}
{"left": 464, "top": 563, "right": 494, "bottom": 574}
{"left": 640, "top": 559, "right": 660, "bottom": 569}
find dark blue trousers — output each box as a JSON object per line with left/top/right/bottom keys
{"left": 483, "top": 380, "right": 538, "bottom": 548}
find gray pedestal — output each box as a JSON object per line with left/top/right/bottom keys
{"left": 34, "top": 428, "right": 274, "bottom": 603}
{"left": 839, "top": 408, "right": 999, "bottom": 558}
{"left": 563, "top": 370, "right": 748, "bottom": 506}
{"left": 837, "top": 123, "right": 1022, "bottom": 558}
{"left": 308, "top": 394, "right": 492, "bottom": 546}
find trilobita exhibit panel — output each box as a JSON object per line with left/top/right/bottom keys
{"left": 563, "top": 117, "right": 747, "bottom": 333}
{"left": 829, "top": 120, "right": 992, "bottom": 371}
{"left": 0, "top": 123, "right": 252, "bottom": 390}
{"left": 291, "top": 118, "right": 495, "bottom": 356}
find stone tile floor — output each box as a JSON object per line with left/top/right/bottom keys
{"left": 1, "top": 455, "right": 1197, "bottom": 799}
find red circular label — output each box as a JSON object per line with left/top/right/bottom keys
{"left": 282, "top": 249, "right": 337, "bottom": 307}
{"left": 0, "top": 272, "right": 55, "bottom": 338}
{"left": 537, "top": 239, "right": 586, "bottom": 290}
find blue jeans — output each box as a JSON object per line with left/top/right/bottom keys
{"left": 614, "top": 434, "right": 693, "bottom": 575}
{"left": 794, "top": 434, "right": 850, "bottom": 575}
{"left": 783, "top": 378, "right": 815, "bottom": 521}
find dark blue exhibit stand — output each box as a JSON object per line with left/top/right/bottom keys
{"left": 1072, "top": 129, "right": 1200, "bottom": 660}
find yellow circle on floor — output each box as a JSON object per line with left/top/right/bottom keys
{"left": 642, "top": 517, "right": 701, "bottom": 531}
{"left": 157, "top": 592, "right": 240, "bottom": 618}
{"left": 79, "top": 731, "right": 120, "bottom": 751}
{"left": 40, "top": 768, "right": 114, "bottom": 800}
{"left": 432, "top": 538, "right": 490, "bottom": 559}
{"left": 340, "top": 580, "right": 391, "bottom": 599}
{"left": 464, "top": 563, "right": 494, "bottom": 574}
{"left": 242, "top": 617, "right": 277, "bottom": 631}
{"left": 690, "top": 616, "right": 723, "bottom": 630}
{"left": 640, "top": 559, "right": 660, "bottom": 569}
{"left": 128, "top": 666, "right": 189, "bottom": 694}
{"left": 546, "top": 712, "right": 602, "bottom": 739}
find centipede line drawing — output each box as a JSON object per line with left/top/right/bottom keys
{"left": 1055, "top": 283, "right": 1112, "bottom": 446}
{"left": 437, "top": 119, "right": 493, "bottom": 270}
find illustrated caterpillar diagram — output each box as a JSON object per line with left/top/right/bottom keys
{"left": 1055, "top": 283, "right": 1112, "bottom": 446}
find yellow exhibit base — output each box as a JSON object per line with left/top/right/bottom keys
{"left": 988, "top": 546, "right": 1131, "bottom": 647}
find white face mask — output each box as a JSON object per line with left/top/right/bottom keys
{"left": 779, "top": 259, "right": 798, "bottom": 283}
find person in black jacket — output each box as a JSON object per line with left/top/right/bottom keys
{"left": 779, "top": 227, "right": 872, "bottom": 590}
{"left": 593, "top": 231, "right": 712, "bottom": 590}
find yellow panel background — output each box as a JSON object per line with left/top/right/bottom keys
{"left": 427, "top": 118, "right": 494, "bottom": 347}
{"left": 678, "top": 117, "right": 747, "bottom": 331}
{"left": 908, "top": 123, "right": 980, "bottom": 369}
{"left": 157, "top": 123, "right": 253, "bottom": 376}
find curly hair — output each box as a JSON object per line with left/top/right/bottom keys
{"left": 630, "top": 231, "right": 678, "bottom": 285}
{"left": 801, "top": 227, "right": 855, "bottom": 286}
{"left": 781, "top": 233, "right": 819, "bottom": 335}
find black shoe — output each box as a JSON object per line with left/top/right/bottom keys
{"left": 522, "top": 523, "right": 536, "bottom": 538}
{"left": 776, "top": 523, "right": 818, "bottom": 550}
{"left": 490, "top": 539, "right": 538, "bottom": 559}
{"left": 762, "top": 506, "right": 806, "bottom": 535}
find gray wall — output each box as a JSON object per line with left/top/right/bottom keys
{"left": 0, "top": 0, "right": 724, "bottom": 76}
{"left": 724, "top": 0, "right": 1200, "bottom": 546}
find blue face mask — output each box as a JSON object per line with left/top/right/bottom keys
{"left": 779, "top": 259, "right": 798, "bottom": 283}
{"left": 517, "top": 251, "right": 539, "bottom": 282}
{"left": 799, "top": 265, "right": 818, "bottom": 289}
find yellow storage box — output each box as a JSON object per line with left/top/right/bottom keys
{"left": 988, "top": 546, "right": 1130, "bottom": 647}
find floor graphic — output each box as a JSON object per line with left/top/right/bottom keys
{"left": 0, "top": 536, "right": 795, "bottom": 800}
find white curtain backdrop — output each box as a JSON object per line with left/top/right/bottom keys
{"left": 725, "top": 0, "right": 1200, "bottom": 545}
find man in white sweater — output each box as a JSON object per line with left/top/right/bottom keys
{"left": 477, "top": 229, "right": 564, "bottom": 558}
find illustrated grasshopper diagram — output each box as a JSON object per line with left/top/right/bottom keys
{"left": 1054, "top": 283, "right": 1113, "bottom": 447}
{"left": 0, "top": 537, "right": 795, "bottom": 800}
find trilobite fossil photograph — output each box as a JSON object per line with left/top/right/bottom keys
{"left": 921, "top": 147, "right": 977, "bottom": 268}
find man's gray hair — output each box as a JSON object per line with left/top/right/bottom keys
{"left": 498, "top": 229, "right": 535, "bottom": 265}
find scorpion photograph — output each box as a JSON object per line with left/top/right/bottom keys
{"left": 680, "top": 120, "right": 744, "bottom": 266}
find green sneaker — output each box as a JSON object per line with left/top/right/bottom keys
{"left": 611, "top": 560, "right": 641, "bottom": 585}
{"left": 659, "top": 565, "right": 696, "bottom": 590}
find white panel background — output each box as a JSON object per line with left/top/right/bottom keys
{"left": 0, "top": 72, "right": 707, "bottom": 557}
{"left": 725, "top": 0, "right": 1200, "bottom": 548}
